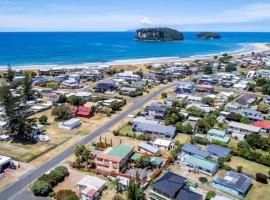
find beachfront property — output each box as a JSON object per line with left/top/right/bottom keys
{"left": 149, "top": 172, "right": 203, "bottom": 200}
{"left": 184, "top": 155, "right": 219, "bottom": 176}
{"left": 175, "top": 81, "right": 196, "bottom": 94}
{"left": 212, "top": 171, "right": 252, "bottom": 198}
{"left": 207, "top": 128, "right": 230, "bottom": 143}
{"left": 116, "top": 71, "right": 141, "bottom": 81}
{"left": 227, "top": 121, "right": 261, "bottom": 140}
{"left": 77, "top": 175, "right": 107, "bottom": 200}
{"left": 58, "top": 118, "right": 81, "bottom": 130}
{"left": 95, "top": 144, "right": 134, "bottom": 173}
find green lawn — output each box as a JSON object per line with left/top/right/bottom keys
{"left": 118, "top": 124, "right": 135, "bottom": 137}
{"left": 226, "top": 156, "right": 270, "bottom": 200}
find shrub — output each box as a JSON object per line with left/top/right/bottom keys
{"left": 39, "top": 174, "right": 57, "bottom": 187}
{"left": 256, "top": 173, "right": 268, "bottom": 184}
{"left": 223, "top": 164, "right": 231, "bottom": 171}
{"left": 237, "top": 166, "right": 243, "bottom": 173}
{"left": 55, "top": 189, "right": 79, "bottom": 200}
{"left": 205, "top": 191, "right": 216, "bottom": 200}
{"left": 32, "top": 180, "right": 52, "bottom": 197}
{"left": 39, "top": 115, "right": 48, "bottom": 125}
{"left": 49, "top": 166, "right": 69, "bottom": 184}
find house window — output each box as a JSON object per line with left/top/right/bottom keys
{"left": 97, "top": 158, "right": 103, "bottom": 162}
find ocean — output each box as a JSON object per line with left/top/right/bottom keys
{"left": 0, "top": 32, "right": 270, "bottom": 68}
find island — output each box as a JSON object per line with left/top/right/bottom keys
{"left": 135, "top": 27, "right": 184, "bottom": 41}
{"left": 196, "top": 32, "right": 221, "bottom": 39}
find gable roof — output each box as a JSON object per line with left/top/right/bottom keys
{"left": 207, "top": 145, "right": 232, "bottom": 159}
{"left": 182, "top": 144, "right": 211, "bottom": 158}
{"left": 185, "top": 155, "right": 218, "bottom": 172}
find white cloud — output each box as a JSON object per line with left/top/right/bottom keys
{"left": 141, "top": 17, "right": 152, "bottom": 26}
{"left": 156, "top": 3, "right": 270, "bottom": 26}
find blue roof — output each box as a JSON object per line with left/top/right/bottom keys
{"left": 207, "top": 145, "right": 232, "bottom": 159}
{"left": 208, "top": 129, "right": 226, "bottom": 137}
{"left": 182, "top": 144, "right": 211, "bottom": 158}
{"left": 185, "top": 155, "right": 218, "bottom": 173}
{"left": 213, "top": 171, "right": 252, "bottom": 196}
{"left": 153, "top": 172, "right": 202, "bottom": 200}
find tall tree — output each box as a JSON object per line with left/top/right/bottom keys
{"left": 126, "top": 173, "right": 144, "bottom": 200}
{"left": 4, "top": 64, "right": 15, "bottom": 83}
{"left": 22, "top": 72, "right": 34, "bottom": 101}
{"left": 0, "top": 84, "right": 35, "bottom": 140}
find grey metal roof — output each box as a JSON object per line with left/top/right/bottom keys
{"left": 133, "top": 121, "right": 176, "bottom": 138}
{"left": 213, "top": 171, "right": 252, "bottom": 195}
{"left": 139, "top": 142, "right": 160, "bottom": 154}
{"left": 182, "top": 144, "right": 211, "bottom": 158}
{"left": 207, "top": 144, "right": 232, "bottom": 159}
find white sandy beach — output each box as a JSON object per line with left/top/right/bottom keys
{"left": 0, "top": 43, "right": 269, "bottom": 71}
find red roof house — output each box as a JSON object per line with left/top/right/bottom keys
{"left": 254, "top": 120, "right": 270, "bottom": 129}
{"left": 69, "top": 105, "right": 94, "bottom": 118}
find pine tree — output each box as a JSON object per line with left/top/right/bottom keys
{"left": 4, "top": 64, "right": 15, "bottom": 82}
{"left": 22, "top": 72, "right": 34, "bottom": 101}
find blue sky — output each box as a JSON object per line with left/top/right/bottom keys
{"left": 1, "top": 0, "right": 270, "bottom": 31}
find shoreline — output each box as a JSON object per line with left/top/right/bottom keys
{"left": 0, "top": 42, "right": 269, "bottom": 71}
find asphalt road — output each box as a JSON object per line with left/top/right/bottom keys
{"left": 0, "top": 82, "right": 177, "bottom": 200}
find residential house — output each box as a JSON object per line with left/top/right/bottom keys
{"left": 58, "top": 118, "right": 81, "bottom": 130}
{"left": 144, "top": 102, "right": 168, "bottom": 119}
{"left": 184, "top": 155, "right": 219, "bottom": 176}
{"left": 207, "top": 145, "right": 232, "bottom": 159}
{"left": 240, "top": 109, "right": 264, "bottom": 121}
{"left": 254, "top": 120, "right": 270, "bottom": 133}
{"left": 61, "top": 78, "right": 80, "bottom": 89}
{"left": 116, "top": 71, "right": 141, "bottom": 81}
{"left": 119, "top": 87, "right": 137, "bottom": 95}
{"left": 212, "top": 171, "right": 252, "bottom": 198}
{"left": 70, "top": 106, "right": 94, "bottom": 118}
{"left": 227, "top": 121, "right": 261, "bottom": 140}
{"left": 149, "top": 172, "right": 203, "bottom": 200}
{"left": 181, "top": 144, "right": 210, "bottom": 159}
{"left": 95, "top": 144, "right": 133, "bottom": 173}
{"left": 199, "top": 76, "right": 218, "bottom": 85}
{"left": 207, "top": 129, "right": 230, "bottom": 143}
{"left": 132, "top": 120, "right": 176, "bottom": 139}
{"left": 175, "top": 81, "right": 196, "bottom": 94}
{"left": 93, "top": 81, "right": 118, "bottom": 93}
{"left": 235, "top": 94, "right": 256, "bottom": 107}
{"left": 33, "top": 76, "right": 49, "bottom": 85}
{"left": 138, "top": 142, "right": 161, "bottom": 155}
{"left": 153, "top": 139, "right": 173, "bottom": 150}
{"left": 77, "top": 176, "right": 107, "bottom": 200}
{"left": 196, "top": 84, "right": 215, "bottom": 94}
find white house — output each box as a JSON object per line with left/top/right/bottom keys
{"left": 58, "top": 118, "right": 81, "bottom": 130}
{"left": 77, "top": 176, "right": 107, "bottom": 200}
{"left": 116, "top": 71, "right": 141, "bottom": 81}
{"left": 153, "top": 139, "right": 173, "bottom": 150}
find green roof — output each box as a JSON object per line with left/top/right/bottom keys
{"left": 150, "top": 157, "right": 163, "bottom": 166}
{"left": 107, "top": 144, "right": 133, "bottom": 159}
{"left": 185, "top": 155, "right": 218, "bottom": 172}
{"left": 131, "top": 152, "right": 141, "bottom": 160}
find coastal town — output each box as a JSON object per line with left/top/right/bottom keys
{"left": 0, "top": 44, "right": 270, "bottom": 200}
